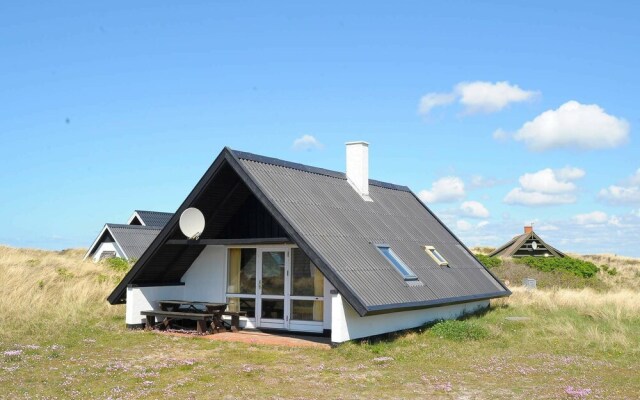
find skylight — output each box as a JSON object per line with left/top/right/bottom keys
{"left": 375, "top": 245, "right": 418, "bottom": 281}
{"left": 425, "top": 246, "right": 448, "bottom": 266}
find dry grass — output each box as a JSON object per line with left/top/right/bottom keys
{"left": 0, "top": 245, "right": 124, "bottom": 341}
{"left": 501, "top": 286, "right": 640, "bottom": 319}
{"left": 574, "top": 253, "right": 640, "bottom": 290}
{"left": 0, "top": 245, "right": 639, "bottom": 398}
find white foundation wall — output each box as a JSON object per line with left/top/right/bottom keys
{"left": 125, "top": 285, "right": 185, "bottom": 325}
{"left": 180, "top": 245, "right": 226, "bottom": 303}
{"left": 330, "top": 294, "right": 489, "bottom": 343}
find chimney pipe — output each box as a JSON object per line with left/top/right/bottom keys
{"left": 346, "top": 141, "right": 372, "bottom": 201}
{"left": 524, "top": 226, "right": 533, "bottom": 234}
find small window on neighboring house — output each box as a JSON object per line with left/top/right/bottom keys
{"left": 99, "top": 251, "right": 116, "bottom": 260}
{"left": 425, "top": 246, "right": 448, "bottom": 266}
{"left": 375, "top": 245, "right": 418, "bottom": 281}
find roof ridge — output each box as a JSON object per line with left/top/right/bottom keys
{"left": 134, "top": 210, "right": 172, "bottom": 214}
{"left": 230, "top": 149, "right": 411, "bottom": 192}
{"left": 106, "top": 223, "right": 163, "bottom": 230}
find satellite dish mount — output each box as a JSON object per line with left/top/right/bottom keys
{"left": 179, "top": 207, "right": 206, "bottom": 240}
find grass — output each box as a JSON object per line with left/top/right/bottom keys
{"left": 1, "top": 245, "right": 640, "bottom": 399}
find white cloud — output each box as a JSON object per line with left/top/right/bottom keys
{"left": 456, "top": 219, "right": 489, "bottom": 232}
{"left": 418, "top": 80, "right": 537, "bottom": 116}
{"left": 519, "top": 167, "right": 584, "bottom": 194}
{"left": 574, "top": 211, "right": 609, "bottom": 225}
{"left": 599, "top": 186, "right": 640, "bottom": 205}
{"left": 469, "top": 175, "right": 505, "bottom": 189}
{"left": 504, "top": 167, "right": 584, "bottom": 206}
{"left": 504, "top": 188, "right": 576, "bottom": 206}
{"left": 418, "top": 92, "right": 456, "bottom": 115}
{"left": 418, "top": 176, "right": 465, "bottom": 204}
{"left": 455, "top": 81, "right": 537, "bottom": 114}
{"left": 456, "top": 220, "right": 473, "bottom": 231}
{"left": 555, "top": 166, "right": 586, "bottom": 181}
{"left": 536, "top": 224, "right": 559, "bottom": 231}
{"left": 573, "top": 211, "right": 623, "bottom": 228}
{"left": 598, "top": 169, "right": 640, "bottom": 205}
{"left": 492, "top": 128, "right": 509, "bottom": 141}
{"left": 632, "top": 209, "right": 640, "bottom": 218}
{"left": 292, "top": 135, "right": 324, "bottom": 151}
{"left": 513, "top": 101, "right": 629, "bottom": 151}
{"left": 460, "top": 200, "right": 490, "bottom": 218}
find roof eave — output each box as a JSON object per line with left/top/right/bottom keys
{"left": 363, "top": 289, "right": 512, "bottom": 316}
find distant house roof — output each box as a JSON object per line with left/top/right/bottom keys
{"left": 108, "top": 147, "right": 510, "bottom": 314}
{"left": 84, "top": 224, "right": 162, "bottom": 261}
{"left": 489, "top": 227, "right": 565, "bottom": 258}
{"left": 128, "top": 210, "right": 173, "bottom": 227}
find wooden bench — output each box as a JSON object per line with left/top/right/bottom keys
{"left": 141, "top": 310, "right": 214, "bottom": 334}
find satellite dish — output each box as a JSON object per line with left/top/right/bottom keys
{"left": 531, "top": 241, "right": 538, "bottom": 250}
{"left": 179, "top": 208, "right": 205, "bottom": 240}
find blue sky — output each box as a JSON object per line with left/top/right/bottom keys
{"left": 1, "top": 2, "right": 639, "bottom": 256}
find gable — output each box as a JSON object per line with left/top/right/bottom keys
{"left": 110, "top": 158, "right": 289, "bottom": 287}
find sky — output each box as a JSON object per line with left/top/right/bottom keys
{"left": 1, "top": 2, "right": 639, "bottom": 256}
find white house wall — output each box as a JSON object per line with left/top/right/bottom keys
{"left": 330, "top": 293, "right": 489, "bottom": 343}
{"left": 180, "top": 245, "right": 227, "bottom": 303}
{"left": 125, "top": 285, "right": 185, "bottom": 326}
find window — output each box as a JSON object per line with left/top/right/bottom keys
{"left": 425, "top": 246, "right": 448, "bottom": 266}
{"left": 375, "top": 245, "right": 418, "bottom": 281}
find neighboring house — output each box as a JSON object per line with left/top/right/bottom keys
{"left": 489, "top": 226, "right": 566, "bottom": 258}
{"left": 84, "top": 211, "right": 172, "bottom": 262}
{"left": 108, "top": 143, "right": 510, "bottom": 343}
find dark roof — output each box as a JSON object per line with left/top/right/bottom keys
{"left": 86, "top": 224, "right": 162, "bottom": 261}
{"left": 133, "top": 210, "right": 173, "bottom": 227}
{"left": 108, "top": 147, "right": 510, "bottom": 314}
{"left": 489, "top": 231, "right": 565, "bottom": 258}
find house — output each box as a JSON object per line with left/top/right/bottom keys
{"left": 107, "top": 142, "right": 510, "bottom": 343}
{"left": 84, "top": 211, "right": 172, "bottom": 262}
{"left": 489, "top": 226, "right": 565, "bottom": 258}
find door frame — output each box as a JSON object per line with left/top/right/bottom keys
{"left": 255, "top": 247, "right": 290, "bottom": 330}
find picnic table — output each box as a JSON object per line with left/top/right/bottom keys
{"left": 141, "top": 300, "right": 244, "bottom": 334}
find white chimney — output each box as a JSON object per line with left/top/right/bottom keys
{"left": 346, "top": 141, "right": 372, "bottom": 201}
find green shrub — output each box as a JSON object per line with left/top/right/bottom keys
{"left": 475, "top": 254, "right": 502, "bottom": 269}
{"left": 607, "top": 268, "right": 618, "bottom": 276}
{"left": 514, "top": 256, "right": 599, "bottom": 278}
{"left": 56, "top": 268, "right": 74, "bottom": 280}
{"left": 429, "top": 320, "right": 488, "bottom": 341}
{"left": 105, "top": 257, "right": 131, "bottom": 273}
{"left": 600, "top": 264, "right": 609, "bottom": 272}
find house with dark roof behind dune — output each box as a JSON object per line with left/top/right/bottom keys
{"left": 84, "top": 211, "right": 172, "bottom": 262}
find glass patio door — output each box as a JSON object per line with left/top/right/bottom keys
{"left": 256, "top": 249, "right": 289, "bottom": 330}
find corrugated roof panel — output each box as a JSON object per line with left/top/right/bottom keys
{"left": 237, "top": 156, "right": 509, "bottom": 310}
{"left": 134, "top": 211, "right": 173, "bottom": 227}
{"left": 107, "top": 224, "right": 162, "bottom": 260}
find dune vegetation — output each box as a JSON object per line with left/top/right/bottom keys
{"left": 1, "top": 245, "right": 639, "bottom": 399}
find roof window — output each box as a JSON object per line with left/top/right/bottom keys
{"left": 425, "top": 246, "right": 448, "bottom": 266}
{"left": 375, "top": 244, "right": 418, "bottom": 281}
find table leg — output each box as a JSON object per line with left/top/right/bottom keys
{"left": 145, "top": 315, "right": 156, "bottom": 330}
{"left": 231, "top": 314, "right": 240, "bottom": 332}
